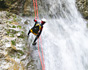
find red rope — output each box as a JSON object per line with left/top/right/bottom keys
{"left": 32, "top": 0, "right": 45, "bottom": 70}
{"left": 40, "top": 36, "right": 45, "bottom": 70}
{"left": 38, "top": 39, "right": 44, "bottom": 70}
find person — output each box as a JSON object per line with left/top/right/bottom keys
{"left": 28, "top": 18, "right": 46, "bottom": 45}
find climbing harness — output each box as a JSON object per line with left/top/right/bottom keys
{"left": 32, "top": 0, "right": 45, "bottom": 70}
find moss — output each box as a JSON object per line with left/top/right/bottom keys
{"left": 12, "top": 25, "right": 16, "bottom": 28}
{"left": 86, "top": 0, "right": 88, "bottom": 5}
{"left": 10, "top": 34, "right": 14, "bottom": 37}
{"left": 21, "top": 31, "right": 24, "bottom": 34}
{"left": 17, "top": 53, "right": 21, "bottom": 58}
{"left": 18, "top": 34, "right": 24, "bottom": 38}
{"left": 18, "top": 50, "right": 24, "bottom": 55}
{"left": 11, "top": 40, "right": 16, "bottom": 45}
{"left": 7, "top": 30, "right": 10, "bottom": 35}
{"left": 23, "top": 47, "right": 26, "bottom": 50}
{"left": 17, "top": 25, "right": 21, "bottom": 29}
{"left": 17, "top": 31, "right": 25, "bottom": 38}
{"left": 10, "top": 29, "right": 19, "bottom": 34}
{"left": 13, "top": 17, "right": 16, "bottom": 22}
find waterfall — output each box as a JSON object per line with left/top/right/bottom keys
{"left": 38, "top": 0, "right": 88, "bottom": 70}
{"left": 24, "top": 0, "right": 88, "bottom": 70}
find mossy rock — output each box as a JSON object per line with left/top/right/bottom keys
{"left": 6, "top": 29, "right": 19, "bottom": 35}
{"left": 17, "top": 25, "right": 21, "bottom": 29}
{"left": 5, "top": 0, "right": 16, "bottom": 7}
{"left": 11, "top": 40, "right": 16, "bottom": 45}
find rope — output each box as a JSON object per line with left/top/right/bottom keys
{"left": 40, "top": 36, "right": 45, "bottom": 70}
{"left": 32, "top": 0, "right": 45, "bottom": 70}
{"left": 38, "top": 39, "right": 44, "bottom": 70}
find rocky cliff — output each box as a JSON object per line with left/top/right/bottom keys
{"left": 0, "top": 0, "right": 88, "bottom": 19}
{"left": 76, "top": 0, "right": 88, "bottom": 19}
{"left": 0, "top": 11, "right": 39, "bottom": 70}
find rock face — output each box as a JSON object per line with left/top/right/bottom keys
{"left": 0, "top": 0, "right": 88, "bottom": 19}
{"left": 0, "top": 0, "right": 42, "bottom": 16}
{"left": 76, "top": 0, "right": 88, "bottom": 19}
{"left": 0, "top": 11, "right": 26, "bottom": 70}
{"left": 0, "top": 11, "right": 39, "bottom": 70}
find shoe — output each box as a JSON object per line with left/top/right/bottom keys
{"left": 32, "top": 42, "right": 37, "bottom": 45}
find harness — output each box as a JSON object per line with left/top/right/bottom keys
{"left": 30, "top": 23, "right": 42, "bottom": 35}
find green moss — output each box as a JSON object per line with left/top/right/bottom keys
{"left": 7, "top": 30, "right": 10, "bottom": 35}
{"left": 23, "top": 47, "right": 27, "bottom": 50}
{"left": 9, "top": 21, "right": 12, "bottom": 24}
{"left": 10, "top": 54, "right": 15, "bottom": 57}
{"left": 10, "top": 34, "right": 14, "bottom": 37}
{"left": 11, "top": 40, "right": 16, "bottom": 45}
{"left": 18, "top": 35, "right": 24, "bottom": 38}
{"left": 17, "top": 53, "right": 21, "bottom": 58}
{"left": 17, "top": 25, "right": 21, "bottom": 29}
{"left": 6, "top": 21, "right": 12, "bottom": 24}
{"left": 18, "top": 50, "right": 24, "bottom": 56}
{"left": 12, "top": 25, "right": 16, "bottom": 28}
{"left": 17, "top": 31, "right": 25, "bottom": 38}
{"left": 21, "top": 31, "right": 24, "bottom": 34}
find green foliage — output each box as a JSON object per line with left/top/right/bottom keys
{"left": 11, "top": 40, "right": 16, "bottom": 45}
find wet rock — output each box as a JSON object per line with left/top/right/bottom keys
{"left": 0, "top": 11, "right": 27, "bottom": 70}
{"left": 76, "top": 0, "right": 88, "bottom": 19}
{"left": 0, "top": 11, "right": 39, "bottom": 70}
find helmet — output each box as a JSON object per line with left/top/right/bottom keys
{"left": 41, "top": 18, "right": 46, "bottom": 23}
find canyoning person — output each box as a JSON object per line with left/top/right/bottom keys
{"left": 28, "top": 18, "right": 46, "bottom": 45}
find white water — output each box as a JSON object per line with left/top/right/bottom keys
{"left": 39, "top": 0, "right": 88, "bottom": 70}
{"left": 23, "top": 0, "right": 88, "bottom": 70}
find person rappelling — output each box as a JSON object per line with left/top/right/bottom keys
{"left": 27, "top": 18, "right": 46, "bottom": 45}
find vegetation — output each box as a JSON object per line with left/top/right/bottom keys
{"left": 11, "top": 40, "right": 16, "bottom": 45}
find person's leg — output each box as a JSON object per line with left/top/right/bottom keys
{"left": 32, "top": 35, "right": 39, "bottom": 45}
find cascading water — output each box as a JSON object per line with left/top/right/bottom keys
{"left": 39, "top": 0, "right": 88, "bottom": 70}
{"left": 25, "top": 0, "right": 88, "bottom": 70}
